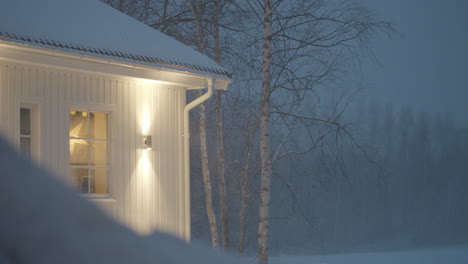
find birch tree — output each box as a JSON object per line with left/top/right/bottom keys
{"left": 251, "top": 0, "right": 392, "bottom": 263}
{"left": 188, "top": 0, "right": 219, "bottom": 248}
{"left": 258, "top": 0, "right": 273, "bottom": 263}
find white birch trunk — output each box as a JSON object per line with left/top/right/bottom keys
{"left": 198, "top": 89, "right": 219, "bottom": 248}
{"left": 258, "top": 0, "right": 273, "bottom": 263}
{"left": 189, "top": 0, "right": 219, "bottom": 248}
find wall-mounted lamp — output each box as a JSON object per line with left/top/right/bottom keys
{"left": 143, "top": 135, "right": 152, "bottom": 150}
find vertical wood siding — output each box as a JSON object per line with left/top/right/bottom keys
{"left": 0, "top": 61, "right": 187, "bottom": 238}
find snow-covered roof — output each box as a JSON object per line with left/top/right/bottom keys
{"left": 0, "top": 0, "right": 230, "bottom": 78}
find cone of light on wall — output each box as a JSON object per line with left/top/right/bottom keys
{"left": 143, "top": 135, "right": 152, "bottom": 150}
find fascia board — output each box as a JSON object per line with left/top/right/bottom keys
{"left": 0, "top": 41, "right": 231, "bottom": 89}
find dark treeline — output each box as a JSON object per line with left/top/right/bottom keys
{"left": 267, "top": 102, "right": 468, "bottom": 254}
{"left": 192, "top": 101, "right": 468, "bottom": 255}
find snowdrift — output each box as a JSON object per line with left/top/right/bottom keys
{"left": 0, "top": 137, "right": 241, "bottom": 264}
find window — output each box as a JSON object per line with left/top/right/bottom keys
{"left": 20, "top": 108, "right": 32, "bottom": 159}
{"left": 19, "top": 104, "right": 39, "bottom": 160}
{"left": 69, "top": 110, "right": 109, "bottom": 196}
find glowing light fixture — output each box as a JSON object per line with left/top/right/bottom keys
{"left": 143, "top": 135, "right": 152, "bottom": 150}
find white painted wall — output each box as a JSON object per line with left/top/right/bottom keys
{"left": 0, "top": 59, "right": 187, "bottom": 238}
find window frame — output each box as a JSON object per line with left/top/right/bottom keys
{"left": 17, "top": 100, "right": 41, "bottom": 163}
{"left": 68, "top": 105, "right": 113, "bottom": 199}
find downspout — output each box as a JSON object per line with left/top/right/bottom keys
{"left": 182, "top": 77, "right": 214, "bottom": 241}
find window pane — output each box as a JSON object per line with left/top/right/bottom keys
{"left": 20, "top": 137, "right": 31, "bottom": 159}
{"left": 70, "top": 139, "right": 88, "bottom": 165}
{"left": 91, "top": 168, "right": 108, "bottom": 194}
{"left": 20, "top": 108, "right": 31, "bottom": 135}
{"left": 71, "top": 168, "right": 92, "bottom": 194}
{"left": 70, "top": 110, "right": 88, "bottom": 138}
{"left": 69, "top": 110, "right": 110, "bottom": 196}
{"left": 89, "top": 112, "right": 107, "bottom": 139}
{"left": 89, "top": 141, "right": 107, "bottom": 166}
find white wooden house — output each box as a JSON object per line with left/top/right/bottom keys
{"left": 0, "top": 0, "right": 230, "bottom": 240}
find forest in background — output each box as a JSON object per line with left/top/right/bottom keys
{"left": 299, "top": 102, "right": 468, "bottom": 252}
{"left": 192, "top": 101, "right": 468, "bottom": 255}
{"left": 102, "top": 0, "right": 468, "bottom": 259}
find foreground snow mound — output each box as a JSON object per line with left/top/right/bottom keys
{"left": 0, "top": 138, "right": 241, "bottom": 264}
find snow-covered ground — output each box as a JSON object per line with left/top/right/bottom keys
{"left": 270, "top": 245, "right": 468, "bottom": 264}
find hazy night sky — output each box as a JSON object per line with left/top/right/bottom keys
{"left": 358, "top": 0, "right": 468, "bottom": 124}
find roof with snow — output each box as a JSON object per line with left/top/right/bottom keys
{"left": 0, "top": 0, "right": 230, "bottom": 78}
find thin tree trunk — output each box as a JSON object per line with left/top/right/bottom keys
{"left": 189, "top": 0, "right": 219, "bottom": 248}
{"left": 239, "top": 146, "right": 251, "bottom": 255}
{"left": 239, "top": 193, "right": 247, "bottom": 254}
{"left": 258, "top": 0, "right": 273, "bottom": 263}
{"left": 216, "top": 88, "right": 229, "bottom": 250}
{"left": 198, "top": 90, "right": 219, "bottom": 248}
{"left": 213, "top": 0, "right": 229, "bottom": 250}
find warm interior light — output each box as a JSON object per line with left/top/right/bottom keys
{"left": 81, "top": 111, "right": 88, "bottom": 117}
{"left": 70, "top": 110, "right": 76, "bottom": 116}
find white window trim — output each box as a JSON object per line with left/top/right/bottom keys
{"left": 16, "top": 97, "right": 43, "bottom": 165}
{"left": 67, "top": 103, "right": 115, "bottom": 199}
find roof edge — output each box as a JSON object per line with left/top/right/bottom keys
{"left": 0, "top": 40, "right": 230, "bottom": 90}
{"left": 0, "top": 32, "right": 232, "bottom": 79}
